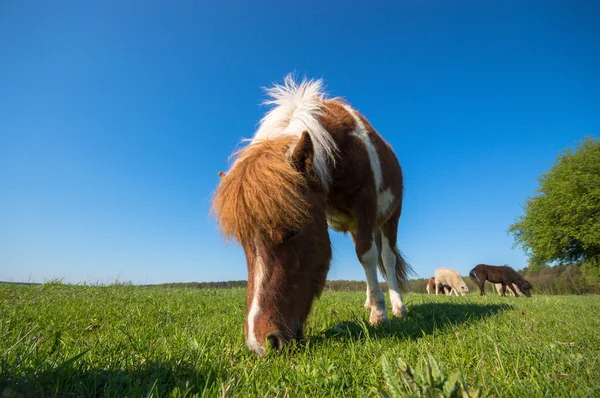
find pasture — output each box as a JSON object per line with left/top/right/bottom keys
{"left": 1, "top": 283, "right": 599, "bottom": 397}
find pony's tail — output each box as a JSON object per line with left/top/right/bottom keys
{"left": 376, "top": 231, "right": 414, "bottom": 289}
{"left": 469, "top": 268, "right": 479, "bottom": 284}
{"left": 393, "top": 249, "right": 413, "bottom": 289}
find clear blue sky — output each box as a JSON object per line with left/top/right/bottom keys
{"left": 1, "top": 1, "right": 598, "bottom": 284}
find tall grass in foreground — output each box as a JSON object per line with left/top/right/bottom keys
{"left": 1, "top": 284, "right": 599, "bottom": 397}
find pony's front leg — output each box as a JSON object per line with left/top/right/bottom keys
{"left": 507, "top": 283, "right": 519, "bottom": 297}
{"left": 356, "top": 235, "right": 387, "bottom": 326}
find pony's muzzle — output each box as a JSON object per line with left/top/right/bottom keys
{"left": 267, "top": 332, "right": 285, "bottom": 351}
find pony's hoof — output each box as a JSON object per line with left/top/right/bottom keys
{"left": 392, "top": 305, "right": 407, "bottom": 318}
{"left": 369, "top": 310, "right": 388, "bottom": 326}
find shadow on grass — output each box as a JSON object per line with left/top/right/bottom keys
{"left": 310, "top": 302, "right": 513, "bottom": 345}
{"left": 0, "top": 360, "right": 225, "bottom": 397}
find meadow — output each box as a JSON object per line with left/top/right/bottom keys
{"left": 1, "top": 283, "right": 599, "bottom": 397}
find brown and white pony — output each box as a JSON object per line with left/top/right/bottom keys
{"left": 426, "top": 277, "right": 450, "bottom": 295}
{"left": 212, "top": 75, "right": 411, "bottom": 355}
{"left": 469, "top": 264, "right": 532, "bottom": 297}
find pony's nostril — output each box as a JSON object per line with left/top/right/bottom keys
{"left": 267, "top": 333, "right": 284, "bottom": 351}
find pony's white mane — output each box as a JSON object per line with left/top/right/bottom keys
{"left": 251, "top": 74, "right": 338, "bottom": 186}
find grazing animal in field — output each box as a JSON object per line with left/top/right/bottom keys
{"left": 212, "top": 75, "right": 411, "bottom": 356}
{"left": 426, "top": 277, "right": 451, "bottom": 295}
{"left": 469, "top": 264, "right": 532, "bottom": 297}
{"left": 434, "top": 268, "right": 469, "bottom": 296}
{"left": 494, "top": 283, "right": 522, "bottom": 296}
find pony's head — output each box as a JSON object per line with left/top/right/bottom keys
{"left": 212, "top": 132, "right": 331, "bottom": 356}
{"left": 516, "top": 279, "right": 533, "bottom": 297}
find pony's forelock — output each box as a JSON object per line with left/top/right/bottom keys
{"left": 212, "top": 136, "right": 311, "bottom": 245}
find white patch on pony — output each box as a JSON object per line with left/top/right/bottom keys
{"left": 252, "top": 75, "right": 338, "bottom": 187}
{"left": 247, "top": 253, "right": 265, "bottom": 355}
{"left": 359, "top": 238, "right": 387, "bottom": 325}
{"left": 377, "top": 188, "right": 396, "bottom": 217}
{"left": 381, "top": 233, "right": 406, "bottom": 317}
{"left": 342, "top": 104, "right": 383, "bottom": 190}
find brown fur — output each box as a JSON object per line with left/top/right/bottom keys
{"left": 320, "top": 102, "right": 410, "bottom": 287}
{"left": 320, "top": 99, "right": 357, "bottom": 139}
{"left": 469, "top": 264, "right": 533, "bottom": 297}
{"left": 213, "top": 94, "right": 409, "bottom": 355}
{"left": 214, "top": 131, "right": 332, "bottom": 354}
{"left": 357, "top": 113, "right": 403, "bottom": 201}
{"left": 319, "top": 102, "right": 403, "bottom": 226}
{"left": 355, "top": 111, "right": 407, "bottom": 286}
{"left": 212, "top": 136, "right": 311, "bottom": 244}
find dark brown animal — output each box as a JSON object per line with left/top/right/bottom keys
{"left": 212, "top": 76, "right": 411, "bottom": 355}
{"left": 469, "top": 264, "right": 532, "bottom": 297}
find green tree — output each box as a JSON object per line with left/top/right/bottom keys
{"left": 509, "top": 137, "right": 600, "bottom": 273}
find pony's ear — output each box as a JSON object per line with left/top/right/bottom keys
{"left": 291, "top": 131, "right": 314, "bottom": 174}
{"left": 218, "top": 171, "right": 226, "bottom": 178}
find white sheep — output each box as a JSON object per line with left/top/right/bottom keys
{"left": 434, "top": 268, "right": 469, "bottom": 296}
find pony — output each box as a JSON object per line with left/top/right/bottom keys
{"left": 212, "top": 75, "right": 411, "bottom": 355}
{"left": 434, "top": 268, "right": 469, "bottom": 296}
{"left": 494, "top": 283, "right": 522, "bottom": 296}
{"left": 469, "top": 264, "right": 532, "bottom": 297}
{"left": 426, "top": 277, "right": 450, "bottom": 295}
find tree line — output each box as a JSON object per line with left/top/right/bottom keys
{"left": 152, "top": 266, "right": 598, "bottom": 295}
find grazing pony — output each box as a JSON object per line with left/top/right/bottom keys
{"left": 212, "top": 75, "right": 411, "bottom": 356}
{"left": 434, "top": 268, "right": 469, "bottom": 296}
{"left": 494, "top": 283, "right": 522, "bottom": 296}
{"left": 469, "top": 264, "right": 532, "bottom": 297}
{"left": 426, "top": 277, "right": 450, "bottom": 295}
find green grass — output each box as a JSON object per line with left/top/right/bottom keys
{"left": 1, "top": 284, "right": 599, "bottom": 397}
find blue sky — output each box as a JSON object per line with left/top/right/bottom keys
{"left": 1, "top": 1, "right": 598, "bottom": 284}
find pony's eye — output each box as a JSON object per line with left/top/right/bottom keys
{"left": 283, "top": 230, "right": 300, "bottom": 242}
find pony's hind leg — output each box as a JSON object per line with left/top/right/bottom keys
{"left": 364, "top": 280, "right": 373, "bottom": 309}
{"left": 356, "top": 235, "right": 387, "bottom": 325}
{"left": 352, "top": 232, "right": 373, "bottom": 309}
{"left": 353, "top": 211, "right": 388, "bottom": 325}
{"left": 380, "top": 209, "right": 407, "bottom": 318}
